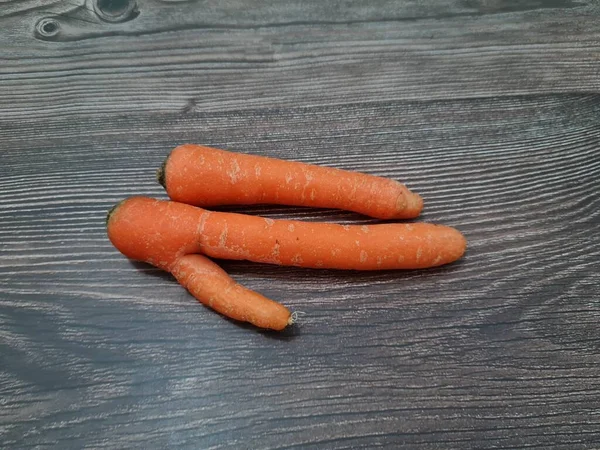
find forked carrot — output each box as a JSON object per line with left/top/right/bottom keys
{"left": 107, "top": 197, "right": 466, "bottom": 330}
{"left": 157, "top": 144, "right": 423, "bottom": 219}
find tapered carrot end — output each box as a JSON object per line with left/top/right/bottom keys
{"left": 407, "top": 192, "right": 424, "bottom": 216}
{"left": 437, "top": 225, "right": 467, "bottom": 266}
{"left": 393, "top": 190, "right": 424, "bottom": 219}
{"left": 156, "top": 158, "right": 167, "bottom": 189}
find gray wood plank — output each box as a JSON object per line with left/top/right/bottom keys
{"left": 1, "top": 0, "right": 600, "bottom": 119}
{"left": 1, "top": 0, "right": 600, "bottom": 448}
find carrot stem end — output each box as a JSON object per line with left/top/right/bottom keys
{"left": 156, "top": 158, "right": 168, "bottom": 189}
{"left": 106, "top": 200, "right": 127, "bottom": 226}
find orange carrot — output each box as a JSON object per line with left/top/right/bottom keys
{"left": 157, "top": 144, "right": 423, "bottom": 219}
{"left": 172, "top": 254, "right": 292, "bottom": 330}
{"left": 107, "top": 197, "right": 466, "bottom": 272}
{"left": 106, "top": 200, "right": 291, "bottom": 330}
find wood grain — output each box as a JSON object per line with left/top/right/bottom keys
{"left": 1, "top": 0, "right": 600, "bottom": 448}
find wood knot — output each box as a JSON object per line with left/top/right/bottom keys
{"left": 93, "top": 0, "right": 139, "bottom": 23}
{"left": 35, "top": 18, "right": 60, "bottom": 39}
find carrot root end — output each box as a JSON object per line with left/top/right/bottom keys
{"left": 288, "top": 310, "right": 307, "bottom": 326}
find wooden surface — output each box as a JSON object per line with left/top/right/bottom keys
{"left": 2, "top": 0, "right": 600, "bottom": 448}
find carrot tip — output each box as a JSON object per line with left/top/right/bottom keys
{"left": 288, "top": 310, "right": 306, "bottom": 326}
{"left": 156, "top": 158, "right": 167, "bottom": 189}
{"left": 408, "top": 192, "right": 424, "bottom": 214}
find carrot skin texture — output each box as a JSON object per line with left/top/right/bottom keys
{"left": 107, "top": 197, "right": 466, "bottom": 272}
{"left": 172, "top": 254, "right": 292, "bottom": 331}
{"left": 160, "top": 144, "right": 423, "bottom": 220}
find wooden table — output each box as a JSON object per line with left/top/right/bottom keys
{"left": 2, "top": 1, "right": 599, "bottom": 448}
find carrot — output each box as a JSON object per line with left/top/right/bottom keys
{"left": 106, "top": 197, "right": 466, "bottom": 272}
{"left": 106, "top": 200, "right": 291, "bottom": 330}
{"left": 172, "top": 254, "right": 292, "bottom": 330}
{"left": 157, "top": 144, "right": 423, "bottom": 220}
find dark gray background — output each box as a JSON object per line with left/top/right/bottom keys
{"left": 1, "top": 0, "right": 600, "bottom": 448}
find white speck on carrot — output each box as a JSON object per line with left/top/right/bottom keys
{"left": 405, "top": 224, "right": 415, "bottom": 231}
{"left": 197, "top": 211, "right": 211, "bottom": 236}
{"left": 397, "top": 255, "right": 405, "bottom": 263}
{"left": 431, "top": 255, "right": 443, "bottom": 265}
{"left": 285, "top": 172, "right": 293, "bottom": 184}
{"left": 361, "top": 225, "right": 369, "bottom": 233}
{"left": 360, "top": 251, "right": 367, "bottom": 263}
{"left": 416, "top": 247, "right": 423, "bottom": 262}
{"left": 264, "top": 218, "right": 274, "bottom": 226}
{"left": 376, "top": 257, "right": 382, "bottom": 267}
{"left": 255, "top": 165, "right": 261, "bottom": 177}
{"left": 227, "top": 159, "right": 241, "bottom": 184}
{"left": 301, "top": 171, "right": 313, "bottom": 201}
{"left": 291, "top": 254, "right": 303, "bottom": 265}
{"left": 331, "top": 248, "right": 341, "bottom": 256}
{"left": 315, "top": 260, "right": 324, "bottom": 267}
{"left": 219, "top": 225, "right": 228, "bottom": 247}
{"left": 310, "top": 189, "right": 316, "bottom": 201}
{"left": 342, "top": 225, "right": 350, "bottom": 231}
{"left": 288, "top": 223, "right": 295, "bottom": 232}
